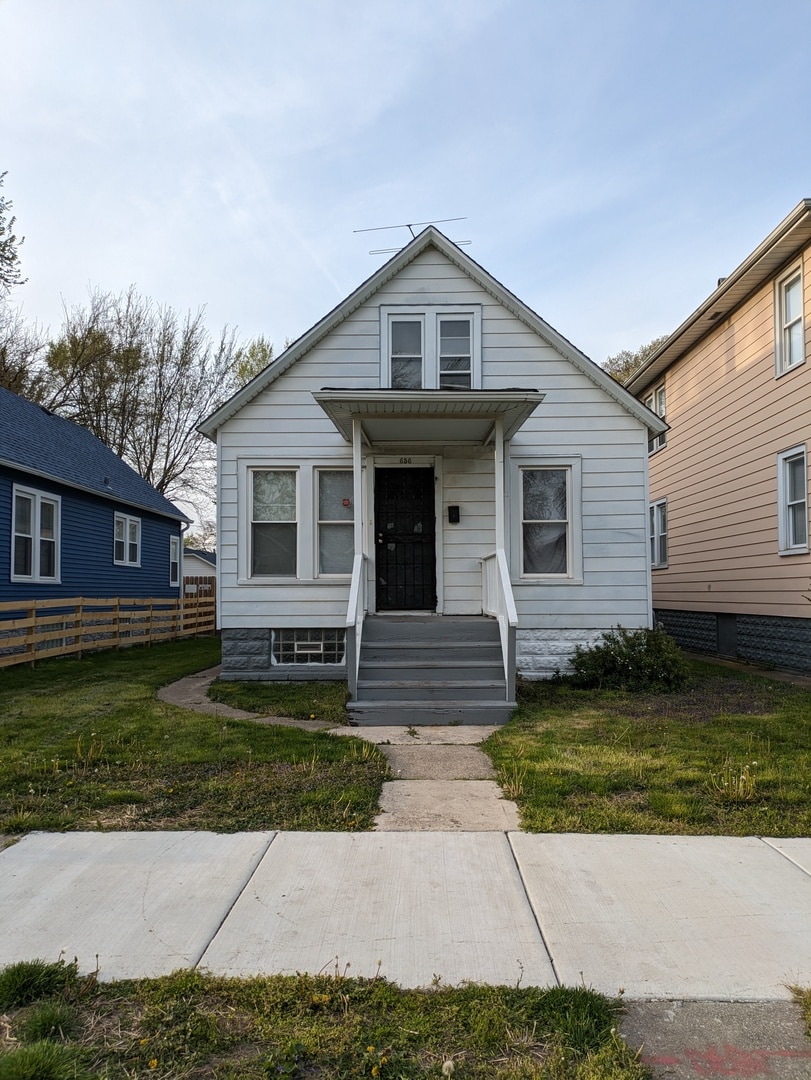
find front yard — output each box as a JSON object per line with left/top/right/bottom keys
{"left": 0, "top": 638, "right": 388, "bottom": 835}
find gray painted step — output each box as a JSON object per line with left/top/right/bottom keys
{"left": 356, "top": 680, "right": 507, "bottom": 702}
{"left": 362, "top": 616, "right": 500, "bottom": 643}
{"left": 347, "top": 701, "right": 516, "bottom": 726}
{"left": 358, "top": 662, "right": 505, "bottom": 681}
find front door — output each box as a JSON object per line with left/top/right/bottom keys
{"left": 374, "top": 467, "right": 437, "bottom": 610}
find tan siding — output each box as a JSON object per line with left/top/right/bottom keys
{"left": 648, "top": 245, "right": 811, "bottom": 618}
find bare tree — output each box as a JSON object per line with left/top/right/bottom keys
{"left": 45, "top": 287, "right": 242, "bottom": 504}
{"left": 0, "top": 172, "right": 26, "bottom": 296}
{"left": 602, "top": 334, "right": 670, "bottom": 384}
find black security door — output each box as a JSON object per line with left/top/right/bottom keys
{"left": 374, "top": 467, "right": 437, "bottom": 610}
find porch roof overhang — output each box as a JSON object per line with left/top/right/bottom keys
{"left": 312, "top": 389, "right": 545, "bottom": 446}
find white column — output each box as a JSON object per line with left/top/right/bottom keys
{"left": 494, "top": 416, "right": 505, "bottom": 550}
{"left": 352, "top": 418, "right": 364, "bottom": 557}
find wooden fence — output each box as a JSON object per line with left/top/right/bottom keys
{"left": 0, "top": 592, "right": 216, "bottom": 669}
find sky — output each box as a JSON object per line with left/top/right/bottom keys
{"left": 4, "top": 0, "right": 811, "bottom": 367}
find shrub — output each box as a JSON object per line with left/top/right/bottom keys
{"left": 0, "top": 1041, "right": 92, "bottom": 1080}
{"left": 0, "top": 959, "right": 78, "bottom": 1011}
{"left": 14, "top": 1001, "right": 79, "bottom": 1043}
{"left": 568, "top": 626, "right": 688, "bottom": 692}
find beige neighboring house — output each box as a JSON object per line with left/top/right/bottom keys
{"left": 182, "top": 548, "right": 216, "bottom": 591}
{"left": 628, "top": 199, "right": 811, "bottom": 673}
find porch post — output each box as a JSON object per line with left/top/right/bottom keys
{"left": 494, "top": 416, "right": 505, "bottom": 550}
{"left": 352, "top": 418, "right": 363, "bottom": 557}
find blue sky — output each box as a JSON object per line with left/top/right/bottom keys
{"left": 4, "top": 0, "right": 811, "bottom": 365}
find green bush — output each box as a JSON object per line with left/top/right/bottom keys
{"left": 568, "top": 626, "right": 688, "bottom": 692}
{"left": 15, "top": 1001, "right": 79, "bottom": 1043}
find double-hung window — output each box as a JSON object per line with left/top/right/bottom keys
{"left": 644, "top": 384, "right": 667, "bottom": 452}
{"left": 317, "top": 469, "right": 354, "bottom": 575}
{"left": 777, "top": 446, "right": 808, "bottom": 553}
{"left": 12, "top": 486, "right": 60, "bottom": 582}
{"left": 251, "top": 468, "right": 297, "bottom": 576}
{"left": 775, "top": 263, "right": 804, "bottom": 375}
{"left": 169, "top": 534, "right": 181, "bottom": 587}
{"left": 649, "top": 499, "right": 668, "bottom": 568}
{"left": 114, "top": 513, "right": 141, "bottom": 566}
{"left": 521, "top": 467, "right": 569, "bottom": 575}
{"left": 383, "top": 307, "right": 480, "bottom": 389}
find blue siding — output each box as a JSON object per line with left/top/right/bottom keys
{"left": 1, "top": 466, "right": 182, "bottom": 603}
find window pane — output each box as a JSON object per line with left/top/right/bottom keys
{"left": 40, "top": 501, "right": 55, "bottom": 539}
{"left": 40, "top": 538, "right": 56, "bottom": 578}
{"left": 787, "top": 320, "right": 803, "bottom": 365}
{"left": 319, "top": 523, "right": 354, "bottom": 573}
{"left": 253, "top": 471, "right": 296, "bottom": 521}
{"left": 790, "top": 504, "right": 808, "bottom": 547}
{"left": 523, "top": 469, "right": 567, "bottom": 521}
{"left": 439, "top": 320, "right": 470, "bottom": 356}
{"left": 788, "top": 456, "right": 805, "bottom": 502}
{"left": 391, "top": 356, "right": 422, "bottom": 389}
{"left": 785, "top": 275, "right": 802, "bottom": 323}
{"left": 14, "top": 494, "right": 32, "bottom": 536}
{"left": 391, "top": 321, "right": 421, "bottom": 355}
{"left": 14, "top": 535, "right": 32, "bottom": 576}
{"left": 523, "top": 522, "right": 567, "bottom": 574}
{"left": 439, "top": 371, "right": 471, "bottom": 389}
{"left": 319, "top": 471, "right": 353, "bottom": 521}
{"left": 252, "top": 522, "right": 297, "bottom": 575}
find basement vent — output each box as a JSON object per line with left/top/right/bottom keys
{"left": 272, "top": 629, "right": 346, "bottom": 665}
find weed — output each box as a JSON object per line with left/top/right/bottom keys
{"left": 0, "top": 1041, "right": 92, "bottom": 1080}
{"left": 569, "top": 626, "right": 688, "bottom": 692}
{"left": 709, "top": 758, "right": 758, "bottom": 803}
{"left": 14, "top": 1001, "right": 79, "bottom": 1043}
{"left": 0, "top": 960, "right": 78, "bottom": 1011}
{"left": 499, "top": 759, "right": 529, "bottom": 799}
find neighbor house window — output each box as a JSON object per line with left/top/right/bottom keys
{"left": 169, "top": 535, "right": 180, "bottom": 587}
{"left": 650, "top": 499, "right": 668, "bottom": 568}
{"left": 12, "top": 486, "right": 60, "bottom": 582}
{"left": 251, "top": 469, "right": 297, "bottom": 576}
{"left": 383, "top": 307, "right": 480, "bottom": 389}
{"left": 777, "top": 446, "right": 808, "bottom": 553}
{"left": 114, "top": 513, "right": 141, "bottom": 566}
{"left": 644, "top": 384, "right": 667, "bottom": 453}
{"left": 521, "top": 467, "right": 569, "bottom": 575}
{"left": 775, "top": 263, "right": 804, "bottom": 375}
{"left": 317, "top": 469, "right": 354, "bottom": 575}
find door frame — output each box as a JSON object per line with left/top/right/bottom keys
{"left": 368, "top": 454, "right": 444, "bottom": 613}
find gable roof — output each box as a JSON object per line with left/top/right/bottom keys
{"left": 200, "top": 227, "right": 666, "bottom": 439}
{"left": 628, "top": 199, "right": 811, "bottom": 395}
{"left": 0, "top": 386, "right": 189, "bottom": 522}
{"left": 184, "top": 548, "right": 216, "bottom": 566}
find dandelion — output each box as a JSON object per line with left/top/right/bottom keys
{"left": 310, "top": 713, "right": 316, "bottom": 719}
{"left": 443, "top": 1062, "right": 455, "bottom": 1077}
{"left": 148, "top": 1059, "right": 158, "bottom": 1070}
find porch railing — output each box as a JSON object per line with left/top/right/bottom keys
{"left": 481, "top": 549, "right": 517, "bottom": 702}
{"left": 345, "top": 553, "right": 367, "bottom": 699}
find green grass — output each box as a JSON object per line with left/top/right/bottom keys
{"left": 0, "top": 963, "right": 649, "bottom": 1079}
{"left": 483, "top": 660, "right": 811, "bottom": 835}
{"left": 0, "top": 639, "right": 388, "bottom": 834}
{"left": 207, "top": 676, "right": 350, "bottom": 724}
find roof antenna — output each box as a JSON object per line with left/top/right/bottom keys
{"left": 354, "top": 217, "right": 471, "bottom": 255}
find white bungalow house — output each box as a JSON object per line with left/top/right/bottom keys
{"left": 200, "top": 228, "right": 666, "bottom": 723}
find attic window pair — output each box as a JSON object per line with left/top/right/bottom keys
{"left": 383, "top": 307, "right": 481, "bottom": 390}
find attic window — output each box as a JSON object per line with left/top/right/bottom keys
{"left": 381, "top": 306, "right": 481, "bottom": 389}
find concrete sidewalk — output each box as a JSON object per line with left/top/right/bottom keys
{"left": 1, "top": 830, "right": 809, "bottom": 996}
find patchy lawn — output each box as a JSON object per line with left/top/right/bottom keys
{"left": 0, "top": 961, "right": 647, "bottom": 1079}
{"left": 483, "top": 661, "right": 811, "bottom": 835}
{"left": 0, "top": 639, "right": 388, "bottom": 834}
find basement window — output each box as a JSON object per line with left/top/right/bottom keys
{"left": 272, "top": 629, "right": 346, "bottom": 665}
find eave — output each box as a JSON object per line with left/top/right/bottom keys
{"left": 628, "top": 199, "right": 811, "bottom": 395}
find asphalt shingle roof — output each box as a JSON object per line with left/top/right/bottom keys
{"left": 0, "top": 386, "right": 188, "bottom": 521}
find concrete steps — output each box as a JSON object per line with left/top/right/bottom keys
{"left": 347, "top": 615, "right": 515, "bottom": 726}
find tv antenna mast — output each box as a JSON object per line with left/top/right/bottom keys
{"left": 354, "top": 217, "right": 470, "bottom": 255}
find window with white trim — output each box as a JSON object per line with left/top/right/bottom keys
{"left": 12, "top": 486, "right": 60, "bottom": 582}
{"left": 316, "top": 469, "right": 354, "bottom": 575}
{"left": 114, "top": 513, "right": 141, "bottom": 566}
{"left": 251, "top": 468, "right": 297, "bottom": 576}
{"left": 649, "top": 499, "right": 668, "bottom": 568}
{"left": 169, "top": 534, "right": 180, "bottom": 587}
{"left": 382, "top": 306, "right": 480, "bottom": 389}
{"left": 520, "top": 467, "right": 569, "bottom": 575}
{"left": 644, "top": 384, "right": 667, "bottom": 453}
{"left": 775, "top": 263, "right": 804, "bottom": 375}
{"left": 777, "top": 446, "right": 808, "bottom": 553}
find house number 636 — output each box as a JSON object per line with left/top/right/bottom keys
{"left": 399, "top": 457, "right": 412, "bottom": 464}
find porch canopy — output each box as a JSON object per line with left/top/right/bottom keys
{"left": 312, "top": 389, "right": 545, "bottom": 446}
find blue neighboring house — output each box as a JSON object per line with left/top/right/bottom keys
{"left": 0, "top": 386, "right": 189, "bottom": 602}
